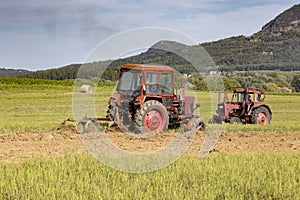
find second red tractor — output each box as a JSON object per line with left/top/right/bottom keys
{"left": 209, "top": 87, "right": 272, "bottom": 125}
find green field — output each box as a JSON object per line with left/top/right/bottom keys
{"left": 1, "top": 82, "right": 300, "bottom": 133}
{"left": 0, "top": 79, "right": 299, "bottom": 199}
{"left": 1, "top": 153, "right": 299, "bottom": 199}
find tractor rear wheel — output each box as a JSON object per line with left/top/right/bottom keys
{"left": 252, "top": 106, "right": 271, "bottom": 125}
{"left": 230, "top": 117, "right": 241, "bottom": 124}
{"left": 135, "top": 100, "right": 169, "bottom": 133}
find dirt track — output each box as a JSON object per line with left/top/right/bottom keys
{"left": 0, "top": 125, "right": 299, "bottom": 162}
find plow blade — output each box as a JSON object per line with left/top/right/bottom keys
{"left": 61, "top": 117, "right": 115, "bottom": 134}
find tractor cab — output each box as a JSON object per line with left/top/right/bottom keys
{"left": 116, "top": 64, "right": 175, "bottom": 107}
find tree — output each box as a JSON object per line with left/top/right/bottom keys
{"left": 188, "top": 73, "right": 208, "bottom": 91}
{"left": 291, "top": 75, "right": 300, "bottom": 92}
{"left": 222, "top": 77, "right": 241, "bottom": 88}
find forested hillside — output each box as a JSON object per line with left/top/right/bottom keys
{"left": 202, "top": 3, "right": 300, "bottom": 71}
{"left": 0, "top": 68, "right": 30, "bottom": 76}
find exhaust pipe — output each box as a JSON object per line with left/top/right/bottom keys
{"left": 180, "top": 88, "right": 185, "bottom": 101}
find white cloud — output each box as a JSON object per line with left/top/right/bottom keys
{"left": 78, "top": 2, "right": 292, "bottom": 43}
{"left": 164, "top": 4, "right": 292, "bottom": 42}
{"left": 0, "top": 0, "right": 299, "bottom": 69}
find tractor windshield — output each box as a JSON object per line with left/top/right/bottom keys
{"left": 117, "top": 70, "right": 141, "bottom": 95}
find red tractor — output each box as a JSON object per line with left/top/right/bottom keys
{"left": 106, "top": 64, "right": 205, "bottom": 133}
{"left": 209, "top": 87, "right": 272, "bottom": 125}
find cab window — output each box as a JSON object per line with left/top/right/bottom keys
{"left": 145, "top": 72, "right": 159, "bottom": 94}
{"left": 160, "top": 73, "right": 172, "bottom": 94}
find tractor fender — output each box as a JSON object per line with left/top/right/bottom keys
{"left": 110, "top": 92, "right": 121, "bottom": 106}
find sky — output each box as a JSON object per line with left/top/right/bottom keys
{"left": 0, "top": 0, "right": 299, "bottom": 70}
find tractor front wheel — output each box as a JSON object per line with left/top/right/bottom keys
{"left": 230, "top": 117, "right": 241, "bottom": 124}
{"left": 252, "top": 106, "right": 271, "bottom": 125}
{"left": 135, "top": 100, "right": 169, "bottom": 133}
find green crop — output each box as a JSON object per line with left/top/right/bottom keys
{"left": 0, "top": 153, "right": 299, "bottom": 199}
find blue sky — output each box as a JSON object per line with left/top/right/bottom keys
{"left": 0, "top": 0, "right": 299, "bottom": 70}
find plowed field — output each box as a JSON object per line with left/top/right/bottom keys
{"left": 1, "top": 125, "right": 299, "bottom": 162}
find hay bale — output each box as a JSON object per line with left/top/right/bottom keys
{"left": 80, "top": 85, "right": 92, "bottom": 93}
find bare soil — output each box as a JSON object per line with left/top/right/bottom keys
{"left": 0, "top": 125, "right": 299, "bottom": 162}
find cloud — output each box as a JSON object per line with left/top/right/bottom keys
{"left": 75, "top": 1, "right": 294, "bottom": 43}
{"left": 0, "top": 0, "right": 299, "bottom": 69}
{"left": 0, "top": 0, "right": 297, "bottom": 38}
{"left": 163, "top": 4, "right": 292, "bottom": 42}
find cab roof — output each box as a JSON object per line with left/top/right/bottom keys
{"left": 227, "top": 87, "right": 266, "bottom": 94}
{"left": 121, "top": 64, "right": 174, "bottom": 72}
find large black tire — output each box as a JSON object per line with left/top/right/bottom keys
{"left": 251, "top": 106, "right": 271, "bottom": 125}
{"left": 230, "top": 117, "right": 241, "bottom": 124}
{"left": 135, "top": 100, "right": 169, "bottom": 133}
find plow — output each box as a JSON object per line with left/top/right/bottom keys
{"left": 61, "top": 117, "right": 112, "bottom": 134}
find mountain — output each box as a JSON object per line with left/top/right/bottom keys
{"left": 0, "top": 68, "right": 31, "bottom": 77}
{"left": 256, "top": 4, "right": 300, "bottom": 37}
{"left": 201, "top": 4, "right": 300, "bottom": 71}
{"left": 12, "top": 4, "right": 300, "bottom": 80}
{"left": 21, "top": 64, "right": 81, "bottom": 80}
